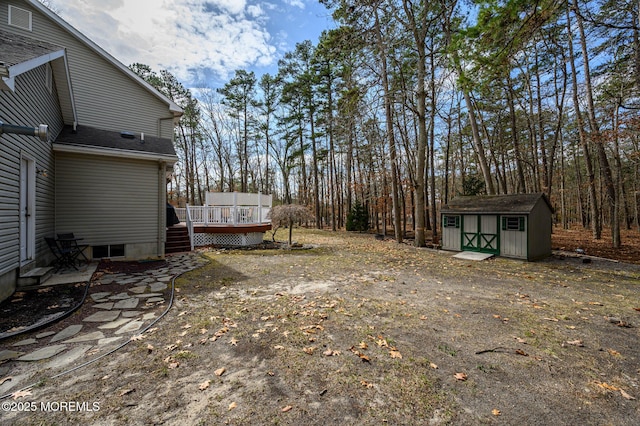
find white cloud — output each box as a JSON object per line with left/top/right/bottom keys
{"left": 283, "top": 0, "right": 305, "bottom": 8}
{"left": 52, "top": 0, "right": 277, "bottom": 84}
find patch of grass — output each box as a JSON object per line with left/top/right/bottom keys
{"left": 438, "top": 344, "right": 457, "bottom": 357}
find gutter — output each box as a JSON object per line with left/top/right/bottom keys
{"left": 53, "top": 142, "right": 178, "bottom": 164}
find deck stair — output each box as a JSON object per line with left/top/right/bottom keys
{"left": 165, "top": 225, "right": 191, "bottom": 254}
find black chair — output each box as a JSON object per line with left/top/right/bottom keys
{"left": 56, "top": 233, "right": 89, "bottom": 263}
{"left": 45, "top": 237, "right": 79, "bottom": 272}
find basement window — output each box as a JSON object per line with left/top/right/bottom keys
{"left": 93, "top": 244, "right": 125, "bottom": 258}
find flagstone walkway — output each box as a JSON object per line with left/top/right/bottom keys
{"left": 0, "top": 252, "right": 207, "bottom": 397}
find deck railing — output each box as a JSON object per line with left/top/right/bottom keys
{"left": 174, "top": 192, "right": 272, "bottom": 226}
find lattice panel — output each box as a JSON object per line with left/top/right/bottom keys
{"left": 193, "top": 232, "right": 264, "bottom": 247}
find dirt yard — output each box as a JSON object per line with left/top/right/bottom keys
{"left": 4, "top": 227, "right": 640, "bottom": 425}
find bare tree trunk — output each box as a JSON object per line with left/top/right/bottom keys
{"left": 567, "top": 4, "right": 601, "bottom": 239}
{"left": 573, "top": 0, "right": 620, "bottom": 248}
{"left": 374, "top": 8, "right": 402, "bottom": 243}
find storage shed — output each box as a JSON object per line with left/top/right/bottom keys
{"left": 440, "top": 193, "right": 553, "bottom": 261}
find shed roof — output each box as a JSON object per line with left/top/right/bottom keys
{"left": 441, "top": 193, "right": 552, "bottom": 215}
{"left": 53, "top": 125, "right": 177, "bottom": 163}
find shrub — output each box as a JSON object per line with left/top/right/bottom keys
{"left": 346, "top": 201, "right": 368, "bottom": 232}
{"left": 267, "top": 204, "right": 313, "bottom": 246}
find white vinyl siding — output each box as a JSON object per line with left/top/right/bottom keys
{"left": 500, "top": 215, "right": 528, "bottom": 259}
{"left": 441, "top": 215, "right": 461, "bottom": 251}
{"left": 2, "top": 0, "right": 175, "bottom": 138}
{"left": 0, "top": 66, "right": 62, "bottom": 275}
{"left": 55, "top": 152, "right": 160, "bottom": 249}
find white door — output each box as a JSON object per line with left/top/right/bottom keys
{"left": 20, "top": 157, "right": 36, "bottom": 264}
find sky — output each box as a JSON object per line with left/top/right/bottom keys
{"left": 47, "top": 0, "right": 335, "bottom": 88}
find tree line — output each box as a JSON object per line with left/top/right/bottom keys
{"left": 132, "top": 0, "right": 640, "bottom": 249}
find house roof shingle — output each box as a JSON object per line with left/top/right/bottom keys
{"left": 54, "top": 125, "right": 177, "bottom": 159}
{"left": 441, "top": 193, "right": 553, "bottom": 214}
{"left": 0, "top": 29, "right": 63, "bottom": 68}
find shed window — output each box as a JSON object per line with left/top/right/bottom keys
{"left": 502, "top": 216, "right": 525, "bottom": 232}
{"left": 444, "top": 215, "right": 460, "bottom": 228}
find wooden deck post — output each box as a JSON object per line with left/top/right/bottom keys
{"left": 233, "top": 192, "right": 237, "bottom": 225}
{"left": 258, "top": 192, "right": 262, "bottom": 224}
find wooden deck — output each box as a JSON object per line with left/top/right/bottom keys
{"left": 192, "top": 223, "right": 271, "bottom": 234}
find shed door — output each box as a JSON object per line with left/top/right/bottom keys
{"left": 462, "top": 215, "right": 499, "bottom": 254}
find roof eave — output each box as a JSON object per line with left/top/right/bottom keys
{"left": 53, "top": 142, "right": 178, "bottom": 165}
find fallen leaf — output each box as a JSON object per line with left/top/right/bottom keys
{"left": 199, "top": 380, "right": 211, "bottom": 391}
{"left": 282, "top": 405, "right": 293, "bottom": 412}
{"left": 429, "top": 362, "right": 438, "bottom": 369}
{"left": 358, "top": 341, "right": 368, "bottom": 350}
{"left": 181, "top": 324, "right": 192, "bottom": 329}
{"left": 607, "top": 348, "right": 621, "bottom": 356}
{"left": 146, "top": 344, "right": 154, "bottom": 353}
{"left": 228, "top": 401, "right": 237, "bottom": 411}
{"left": 165, "top": 344, "right": 179, "bottom": 351}
{"left": 360, "top": 380, "right": 374, "bottom": 388}
{"left": 389, "top": 350, "right": 402, "bottom": 359}
{"left": 0, "top": 376, "right": 12, "bottom": 385}
{"left": 119, "top": 388, "right": 135, "bottom": 397}
{"left": 595, "top": 381, "right": 620, "bottom": 391}
{"left": 620, "top": 389, "right": 636, "bottom": 400}
{"left": 303, "top": 346, "right": 316, "bottom": 355}
{"left": 274, "top": 345, "right": 285, "bottom": 350}
{"left": 454, "top": 372, "right": 468, "bottom": 381}
{"left": 11, "top": 389, "right": 32, "bottom": 400}
{"left": 588, "top": 302, "right": 604, "bottom": 306}
{"left": 130, "top": 334, "right": 145, "bottom": 341}
{"left": 543, "top": 317, "right": 559, "bottom": 322}
{"left": 492, "top": 409, "right": 501, "bottom": 416}
{"left": 566, "top": 340, "right": 584, "bottom": 347}
{"left": 214, "top": 368, "right": 226, "bottom": 377}
{"left": 229, "top": 337, "right": 238, "bottom": 346}
{"left": 514, "top": 337, "right": 527, "bottom": 344}
{"left": 515, "top": 349, "right": 529, "bottom": 356}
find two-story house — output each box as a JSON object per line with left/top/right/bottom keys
{"left": 0, "top": 0, "right": 183, "bottom": 301}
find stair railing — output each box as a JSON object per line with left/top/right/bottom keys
{"left": 185, "top": 204, "right": 194, "bottom": 251}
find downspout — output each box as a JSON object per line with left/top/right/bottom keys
{"left": 158, "top": 160, "right": 167, "bottom": 258}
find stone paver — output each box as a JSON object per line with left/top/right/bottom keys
{"left": 122, "top": 311, "right": 143, "bottom": 318}
{"left": 35, "top": 331, "right": 55, "bottom": 339}
{"left": 93, "top": 302, "right": 115, "bottom": 310}
{"left": 109, "top": 292, "right": 131, "bottom": 300}
{"left": 114, "top": 320, "right": 144, "bottom": 335}
{"left": 63, "top": 331, "right": 105, "bottom": 343}
{"left": 50, "top": 324, "right": 83, "bottom": 343}
{"left": 12, "top": 338, "right": 37, "bottom": 347}
{"left": 98, "top": 336, "right": 124, "bottom": 346}
{"left": 129, "top": 286, "right": 147, "bottom": 294}
{"left": 150, "top": 283, "right": 167, "bottom": 292}
{"left": 90, "top": 292, "right": 111, "bottom": 302}
{"left": 114, "top": 298, "right": 139, "bottom": 310}
{"left": 147, "top": 297, "right": 165, "bottom": 304}
{"left": 0, "top": 349, "right": 24, "bottom": 361}
{"left": 17, "top": 344, "right": 67, "bottom": 361}
{"left": 83, "top": 311, "right": 121, "bottom": 322}
{"left": 98, "top": 318, "right": 132, "bottom": 330}
{"left": 43, "top": 345, "right": 91, "bottom": 370}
